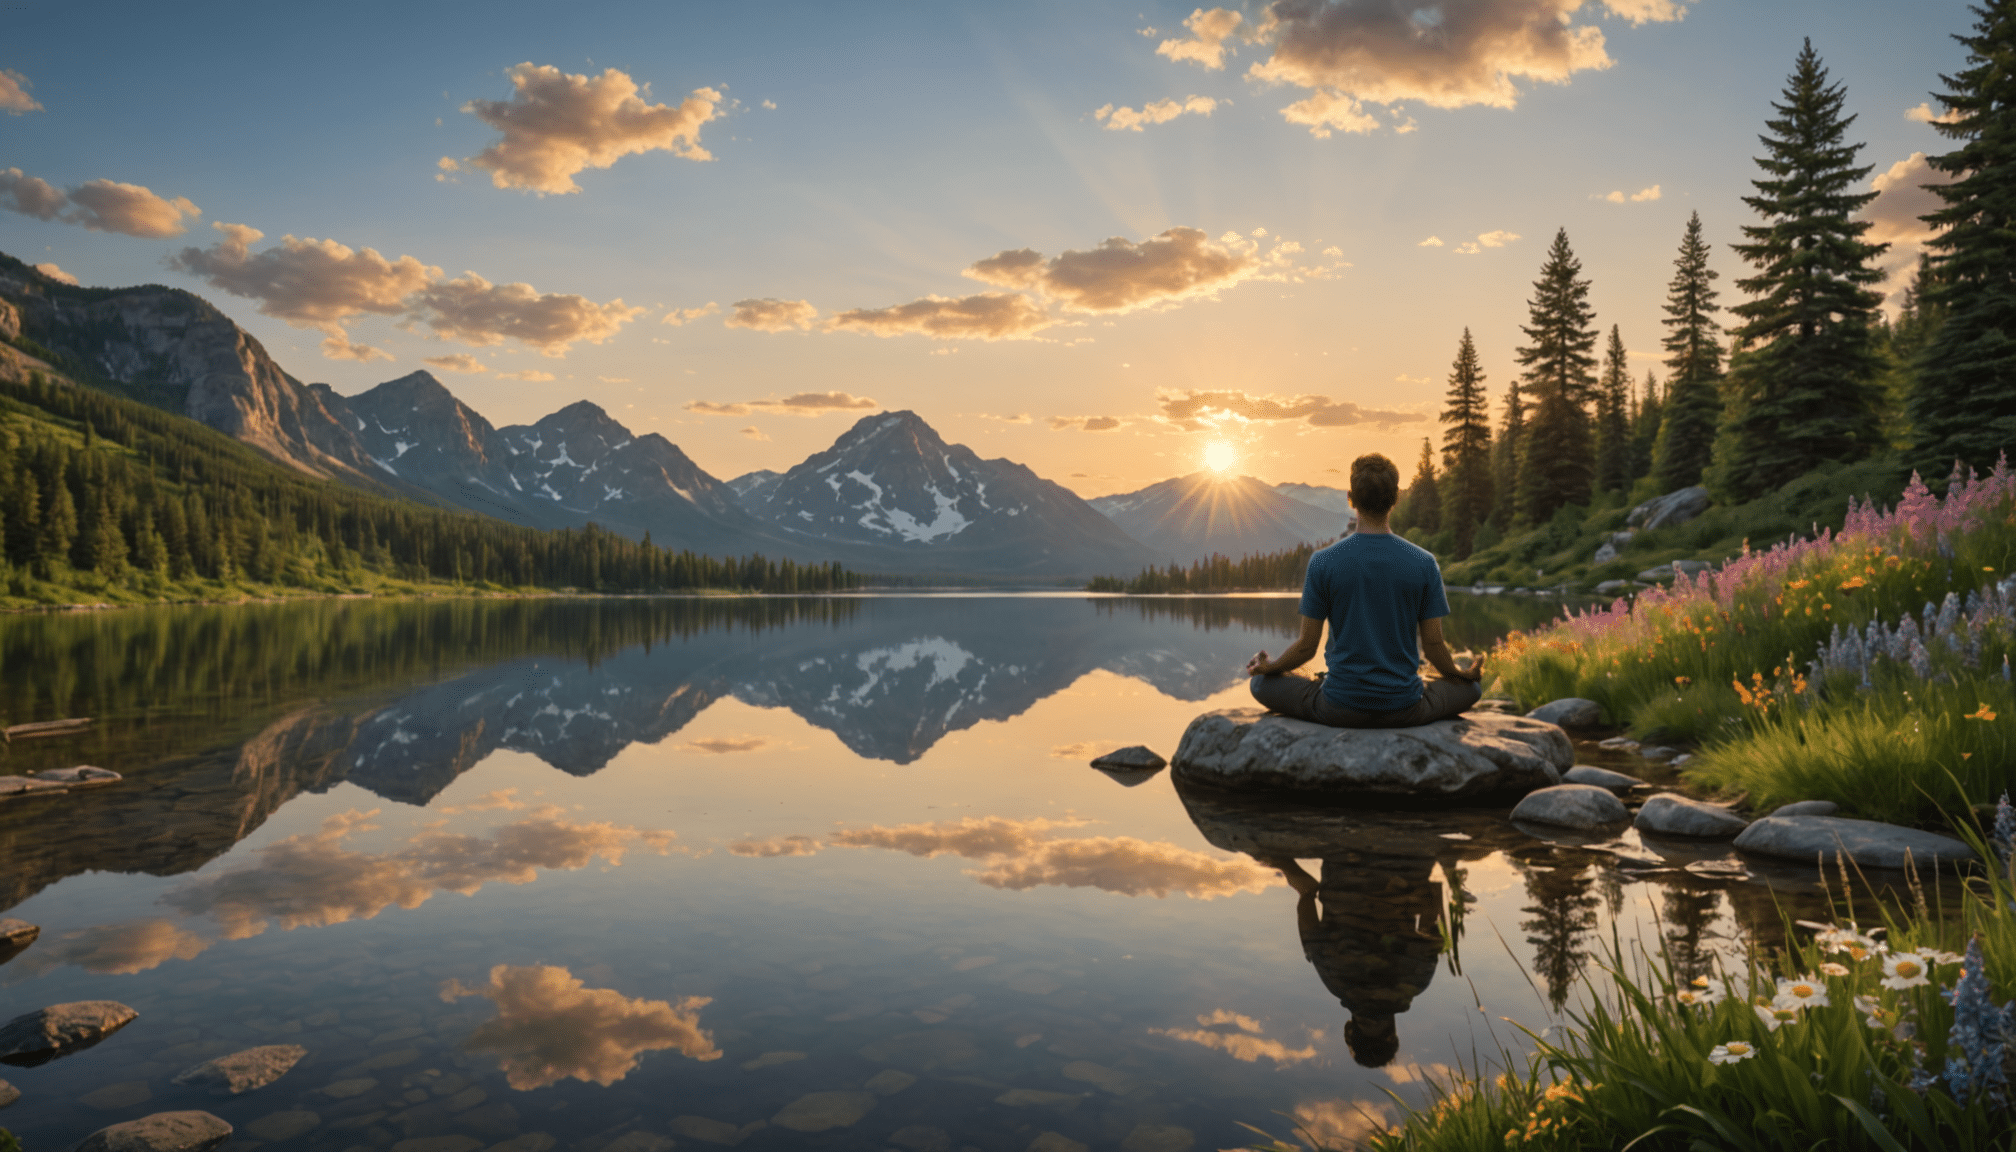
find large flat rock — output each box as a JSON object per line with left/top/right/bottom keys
{"left": 172, "top": 1044, "right": 307, "bottom": 1095}
{"left": 0, "top": 1001, "right": 138, "bottom": 1067}
{"left": 72, "top": 1111, "right": 233, "bottom": 1152}
{"left": 1733, "top": 816, "right": 1977, "bottom": 869}
{"left": 1170, "top": 709, "right": 1571, "bottom": 799}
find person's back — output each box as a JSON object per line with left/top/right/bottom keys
{"left": 1244, "top": 452, "right": 1483, "bottom": 729}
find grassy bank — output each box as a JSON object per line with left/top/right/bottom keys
{"left": 1486, "top": 459, "right": 2015, "bottom": 827}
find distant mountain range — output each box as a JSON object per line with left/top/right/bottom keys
{"left": 0, "top": 253, "right": 1349, "bottom": 575}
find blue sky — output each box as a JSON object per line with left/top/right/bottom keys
{"left": 0, "top": 0, "right": 1975, "bottom": 492}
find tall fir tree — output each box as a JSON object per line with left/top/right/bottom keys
{"left": 1652, "top": 211, "right": 1725, "bottom": 490}
{"left": 1395, "top": 437, "right": 1442, "bottom": 536}
{"left": 1513, "top": 229, "right": 1600, "bottom": 523}
{"left": 1491, "top": 376, "right": 1525, "bottom": 530}
{"left": 1631, "top": 370, "right": 1664, "bottom": 483}
{"left": 1593, "top": 325, "right": 1633, "bottom": 494}
{"left": 1439, "top": 328, "right": 1494, "bottom": 558}
{"left": 1909, "top": 2, "right": 2016, "bottom": 477}
{"left": 1722, "top": 40, "right": 1889, "bottom": 493}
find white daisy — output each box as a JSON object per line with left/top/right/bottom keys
{"left": 1774, "top": 977, "right": 1830, "bottom": 1010}
{"left": 1881, "top": 953, "right": 1930, "bottom": 990}
{"left": 1708, "top": 1041, "right": 1756, "bottom": 1064}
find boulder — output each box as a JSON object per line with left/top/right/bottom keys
{"left": 1169, "top": 710, "right": 1571, "bottom": 800}
{"left": 1634, "top": 794, "right": 1749, "bottom": 838}
{"left": 1509, "top": 784, "right": 1631, "bottom": 829}
{"left": 1526, "top": 698, "right": 1603, "bottom": 728}
{"left": 1593, "top": 531, "right": 1637, "bottom": 566}
{"left": 0, "top": 919, "right": 37, "bottom": 967}
{"left": 0, "top": 1078, "right": 17, "bottom": 1109}
{"left": 1770, "top": 800, "right": 1838, "bottom": 818}
{"left": 1628, "top": 486, "right": 1711, "bottom": 531}
{"left": 1563, "top": 766, "right": 1644, "bottom": 790}
{"left": 1733, "top": 816, "right": 1977, "bottom": 869}
{"left": 71, "top": 1111, "right": 233, "bottom": 1152}
{"left": 172, "top": 1044, "right": 307, "bottom": 1095}
{"left": 31, "top": 765, "right": 120, "bottom": 787}
{"left": 1089, "top": 746, "right": 1165, "bottom": 771}
{"left": 1639, "top": 746, "right": 1678, "bottom": 761}
{"left": 1593, "top": 542, "right": 1620, "bottom": 565}
{"left": 1637, "top": 565, "right": 1674, "bottom": 583}
{"left": 1673, "top": 559, "right": 1711, "bottom": 577}
{"left": 0, "top": 1001, "right": 138, "bottom": 1067}
{"left": 1596, "top": 736, "right": 1641, "bottom": 752}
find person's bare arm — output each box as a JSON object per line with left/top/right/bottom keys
{"left": 1245, "top": 615, "right": 1324, "bottom": 677}
{"left": 1419, "top": 616, "right": 1485, "bottom": 682}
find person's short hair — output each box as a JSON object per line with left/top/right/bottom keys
{"left": 1344, "top": 1016, "right": 1399, "bottom": 1067}
{"left": 1348, "top": 454, "right": 1400, "bottom": 516}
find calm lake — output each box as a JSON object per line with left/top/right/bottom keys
{"left": 0, "top": 595, "right": 1867, "bottom": 1150}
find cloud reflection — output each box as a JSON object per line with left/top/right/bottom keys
{"left": 166, "top": 810, "right": 672, "bottom": 938}
{"left": 728, "top": 835, "right": 820, "bottom": 858}
{"left": 442, "top": 964, "right": 722, "bottom": 1088}
{"left": 829, "top": 817, "right": 1277, "bottom": 900}
{"left": 5, "top": 919, "right": 209, "bottom": 980}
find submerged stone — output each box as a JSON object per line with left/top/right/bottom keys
{"left": 0, "top": 1078, "right": 16, "bottom": 1109}
{"left": 1526, "top": 698, "right": 1603, "bottom": 728}
{"left": 172, "top": 1044, "right": 307, "bottom": 1095}
{"left": 1634, "top": 794, "right": 1749, "bottom": 839}
{"left": 1734, "top": 816, "right": 1977, "bottom": 869}
{"left": 0, "top": 1000, "right": 138, "bottom": 1067}
{"left": 1170, "top": 709, "right": 1570, "bottom": 799}
{"left": 0, "top": 919, "right": 37, "bottom": 967}
{"left": 1562, "top": 766, "right": 1644, "bottom": 790}
{"left": 72, "top": 1111, "right": 233, "bottom": 1152}
{"left": 31, "top": 765, "right": 120, "bottom": 787}
{"left": 772, "top": 1090, "right": 875, "bottom": 1132}
{"left": 1509, "top": 784, "right": 1630, "bottom": 829}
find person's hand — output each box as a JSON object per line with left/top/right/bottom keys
{"left": 1245, "top": 650, "right": 1271, "bottom": 676}
{"left": 1460, "top": 654, "right": 1487, "bottom": 683}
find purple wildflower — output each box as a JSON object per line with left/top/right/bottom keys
{"left": 1940, "top": 936, "right": 2011, "bottom": 1111}
{"left": 1993, "top": 793, "right": 2014, "bottom": 866}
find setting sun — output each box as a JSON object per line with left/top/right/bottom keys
{"left": 1204, "top": 441, "right": 1237, "bottom": 474}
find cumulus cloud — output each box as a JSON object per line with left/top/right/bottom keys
{"left": 726, "top": 297, "right": 819, "bottom": 332}
{"left": 685, "top": 391, "right": 879, "bottom": 417}
{"left": 1906, "top": 101, "right": 1962, "bottom": 126}
{"left": 1048, "top": 415, "right": 1125, "bottom": 432}
{"left": 662, "top": 301, "right": 720, "bottom": 326}
{"left": 728, "top": 834, "right": 820, "bottom": 857}
{"left": 0, "top": 168, "right": 201, "bottom": 237}
{"left": 1235, "top": 0, "right": 1684, "bottom": 137}
{"left": 1865, "top": 151, "right": 1955, "bottom": 303}
{"left": 424, "top": 353, "right": 488, "bottom": 373}
{"left": 1157, "top": 7, "right": 1250, "bottom": 69}
{"left": 1602, "top": 184, "right": 1661, "bottom": 203}
{"left": 975, "top": 412, "right": 1033, "bottom": 424}
{"left": 1418, "top": 235, "right": 1444, "bottom": 247}
{"left": 169, "top": 223, "right": 640, "bottom": 359}
{"left": 443, "top": 964, "right": 721, "bottom": 1088}
{"left": 4, "top": 919, "right": 209, "bottom": 981}
{"left": 496, "top": 369, "right": 557, "bottom": 381}
{"left": 830, "top": 816, "right": 1277, "bottom": 900}
{"left": 1157, "top": 387, "right": 1425, "bottom": 430}
{"left": 452, "top": 63, "right": 723, "bottom": 194}
{"left": 739, "top": 426, "right": 769, "bottom": 440}
{"left": 0, "top": 69, "right": 42, "bottom": 114}
{"left": 966, "top": 226, "right": 1269, "bottom": 314}
{"left": 32, "top": 262, "right": 77, "bottom": 285}
{"left": 1095, "top": 95, "right": 1218, "bottom": 131}
{"left": 1452, "top": 229, "right": 1520, "bottom": 254}
{"left": 164, "top": 809, "right": 672, "bottom": 939}
{"left": 826, "top": 292, "right": 1054, "bottom": 341}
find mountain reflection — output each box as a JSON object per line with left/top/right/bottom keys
{"left": 442, "top": 964, "right": 722, "bottom": 1088}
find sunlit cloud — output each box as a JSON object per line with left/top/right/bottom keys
{"left": 496, "top": 369, "right": 556, "bottom": 382}
{"left": 1156, "top": 388, "right": 1424, "bottom": 431}
{"left": 442, "top": 964, "right": 721, "bottom": 1088}
{"left": 1290, "top": 1100, "right": 1398, "bottom": 1148}
{"left": 32, "top": 262, "right": 77, "bottom": 285}
{"left": 164, "top": 809, "right": 673, "bottom": 939}
{"left": 1, "top": 168, "right": 201, "bottom": 238}
{"left": 1906, "top": 102, "right": 1961, "bottom": 125}
{"left": 1865, "top": 151, "right": 1955, "bottom": 303}
{"left": 1150, "top": 1010, "right": 1322, "bottom": 1064}
{"left": 728, "top": 834, "right": 821, "bottom": 857}
{"left": 416, "top": 273, "right": 645, "bottom": 355}
{"left": 725, "top": 297, "right": 819, "bottom": 332}
{"left": 1156, "top": 8, "right": 1252, "bottom": 70}
{"left": 450, "top": 63, "right": 723, "bottom": 194}
{"left": 1048, "top": 416, "right": 1125, "bottom": 432}
{"left": 662, "top": 302, "right": 721, "bottom": 326}
{"left": 1418, "top": 236, "right": 1445, "bottom": 247}
{"left": 682, "top": 736, "right": 770, "bottom": 754}
{"left": 685, "top": 391, "right": 879, "bottom": 417}
{"left": 966, "top": 227, "right": 1277, "bottom": 315}
{"left": 424, "top": 353, "right": 488, "bottom": 374}
{"left": 1601, "top": 184, "right": 1662, "bottom": 203}
{"left": 974, "top": 412, "right": 1033, "bottom": 424}
{"left": 1452, "top": 229, "right": 1521, "bottom": 254}
{"left": 827, "top": 293, "right": 1055, "bottom": 341}
{"left": 830, "top": 816, "right": 1277, "bottom": 899}
{"left": 440, "top": 788, "right": 528, "bottom": 814}
{"left": 0, "top": 69, "right": 42, "bottom": 114}
{"left": 739, "top": 426, "right": 769, "bottom": 441}
{"left": 1095, "top": 95, "right": 1218, "bottom": 131}
{"left": 4, "top": 919, "right": 209, "bottom": 981}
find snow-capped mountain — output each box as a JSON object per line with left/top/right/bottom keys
{"left": 727, "top": 469, "right": 783, "bottom": 510}
{"left": 1090, "top": 473, "right": 1352, "bottom": 564}
{"left": 739, "top": 410, "right": 1159, "bottom": 575}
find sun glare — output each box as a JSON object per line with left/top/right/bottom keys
{"left": 1204, "top": 441, "right": 1237, "bottom": 474}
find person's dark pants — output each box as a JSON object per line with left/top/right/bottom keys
{"left": 1248, "top": 672, "right": 1481, "bottom": 729}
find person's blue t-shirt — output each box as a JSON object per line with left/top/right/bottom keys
{"left": 1298, "top": 533, "right": 1451, "bottom": 712}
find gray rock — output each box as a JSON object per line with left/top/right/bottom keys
{"left": 0, "top": 919, "right": 37, "bottom": 967}
{"left": 1634, "top": 794, "right": 1749, "bottom": 838}
{"left": 1770, "top": 800, "right": 1839, "bottom": 818}
{"left": 72, "top": 1111, "right": 233, "bottom": 1152}
{"left": 1733, "top": 816, "right": 1978, "bottom": 869}
{"left": 1562, "top": 765, "right": 1644, "bottom": 790}
{"left": 1593, "top": 542, "right": 1620, "bottom": 565}
{"left": 1593, "top": 579, "right": 1637, "bottom": 596}
{"left": 1596, "top": 736, "right": 1641, "bottom": 752}
{"left": 1170, "top": 709, "right": 1571, "bottom": 799}
{"left": 1636, "top": 565, "right": 1674, "bottom": 582}
{"left": 0, "top": 1001, "right": 139, "bottom": 1067}
{"left": 0, "top": 775, "right": 70, "bottom": 798}
{"left": 1673, "top": 559, "right": 1711, "bottom": 576}
{"left": 30, "top": 765, "right": 120, "bottom": 787}
{"left": 1526, "top": 698, "right": 1603, "bottom": 728}
{"left": 1683, "top": 859, "right": 1750, "bottom": 880}
{"left": 1628, "top": 486, "right": 1711, "bottom": 531}
{"left": 0, "top": 1078, "right": 17, "bottom": 1109}
{"left": 1639, "top": 746, "right": 1678, "bottom": 761}
{"left": 1670, "top": 753, "right": 1694, "bottom": 767}
{"left": 172, "top": 1044, "right": 307, "bottom": 1095}
{"left": 1089, "top": 745, "right": 1165, "bottom": 771}
{"left": 1509, "top": 784, "right": 1631, "bottom": 828}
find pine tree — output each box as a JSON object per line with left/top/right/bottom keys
{"left": 1909, "top": 3, "right": 2016, "bottom": 477}
{"left": 1396, "top": 437, "right": 1441, "bottom": 536}
{"left": 1491, "top": 377, "right": 1525, "bottom": 529}
{"left": 1652, "top": 212, "right": 1724, "bottom": 490}
{"left": 1514, "top": 229, "right": 1600, "bottom": 523}
{"left": 1593, "top": 325, "right": 1633, "bottom": 493}
{"left": 1438, "top": 328, "right": 1494, "bottom": 558}
{"left": 1631, "top": 370, "right": 1664, "bottom": 483}
{"left": 1722, "top": 40, "right": 1888, "bottom": 493}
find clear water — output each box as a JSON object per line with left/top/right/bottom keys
{"left": 0, "top": 595, "right": 1873, "bottom": 1151}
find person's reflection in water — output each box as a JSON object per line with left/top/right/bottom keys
{"left": 1266, "top": 854, "right": 1444, "bottom": 1067}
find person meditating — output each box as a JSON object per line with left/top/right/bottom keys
{"left": 1245, "top": 453, "right": 1484, "bottom": 726}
